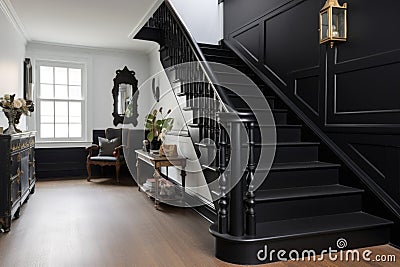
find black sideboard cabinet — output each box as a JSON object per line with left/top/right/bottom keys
{"left": 0, "top": 132, "right": 36, "bottom": 232}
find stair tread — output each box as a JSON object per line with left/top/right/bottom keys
{"left": 251, "top": 142, "right": 319, "bottom": 147}
{"left": 255, "top": 184, "right": 363, "bottom": 202}
{"left": 201, "top": 161, "right": 339, "bottom": 173}
{"left": 270, "top": 161, "right": 340, "bottom": 171}
{"left": 255, "top": 212, "right": 393, "bottom": 240}
{"left": 235, "top": 108, "right": 288, "bottom": 112}
{"left": 203, "top": 54, "right": 237, "bottom": 60}
{"left": 221, "top": 81, "right": 262, "bottom": 86}
{"left": 226, "top": 93, "right": 275, "bottom": 99}
{"left": 198, "top": 43, "right": 230, "bottom": 50}
{"left": 257, "top": 124, "right": 301, "bottom": 128}
{"left": 213, "top": 70, "right": 255, "bottom": 77}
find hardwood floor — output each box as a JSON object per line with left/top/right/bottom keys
{"left": 0, "top": 178, "right": 398, "bottom": 267}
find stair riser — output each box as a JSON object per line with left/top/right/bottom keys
{"left": 212, "top": 226, "right": 390, "bottom": 265}
{"left": 259, "top": 167, "right": 339, "bottom": 190}
{"left": 241, "top": 126, "right": 301, "bottom": 143}
{"left": 258, "top": 127, "right": 301, "bottom": 143}
{"left": 255, "top": 194, "right": 362, "bottom": 223}
{"left": 203, "top": 55, "right": 242, "bottom": 65}
{"left": 200, "top": 47, "right": 234, "bottom": 57}
{"left": 210, "top": 64, "right": 253, "bottom": 77}
{"left": 220, "top": 83, "right": 264, "bottom": 96}
{"left": 255, "top": 145, "right": 319, "bottom": 166}
{"left": 213, "top": 72, "right": 257, "bottom": 85}
{"left": 229, "top": 96, "right": 275, "bottom": 110}
{"left": 197, "top": 142, "right": 316, "bottom": 168}
{"left": 273, "top": 112, "right": 287, "bottom": 124}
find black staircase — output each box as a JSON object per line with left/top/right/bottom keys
{"left": 134, "top": 1, "right": 393, "bottom": 265}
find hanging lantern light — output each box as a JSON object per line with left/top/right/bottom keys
{"left": 320, "top": 0, "right": 347, "bottom": 48}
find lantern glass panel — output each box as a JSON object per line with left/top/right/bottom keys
{"left": 332, "top": 7, "right": 345, "bottom": 38}
{"left": 321, "top": 11, "right": 329, "bottom": 40}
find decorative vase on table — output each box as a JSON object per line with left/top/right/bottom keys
{"left": 3, "top": 109, "right": 18, "bottom": 135}
{"left": 0, "top": 93, "right": 33, "bottom": 135}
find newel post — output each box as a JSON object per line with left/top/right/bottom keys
{"left": 217, "top": 119, "right": 228, "bottom": 234}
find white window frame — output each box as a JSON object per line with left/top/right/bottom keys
{"left": 35, "top": 60, "right": 87, "bottom": 143}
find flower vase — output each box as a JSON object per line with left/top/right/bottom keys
{"left": 3, "top": 109, "right": 18, "bottom": 135}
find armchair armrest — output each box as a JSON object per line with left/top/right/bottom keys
{"left": 86, "top": 144, "right": 99, "bottom": 158}
{"left": 113, "top": 145, "right": 124, "bottom": 159}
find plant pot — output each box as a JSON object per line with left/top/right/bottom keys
{"left": 150, "top": 139, "right": 162, "bottom": 151}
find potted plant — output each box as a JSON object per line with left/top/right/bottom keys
{"left": 145, "top": 107, "right": 174, "bottom": 151}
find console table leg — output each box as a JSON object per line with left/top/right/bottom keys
{"left": 181, "top": 168, "right": 186, "bottom": 199}
{"left": 155, "top": 168, "right": 161, "bottom": 209}
{"left": 136, "top": 158, "right": 141, "bottom": 191}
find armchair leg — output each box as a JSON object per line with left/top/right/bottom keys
{"left": 86, "top": 162, "right": 91, "bottom": 181}
{"left": 116, "top": 162, "right": 121, "bottom": 183}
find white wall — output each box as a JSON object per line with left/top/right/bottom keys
{"left": 0, "top": 6, "right": 26, "bottom": 130}
{"left": 170, "top": 0, "right": 223, "bottom": 45}
{"left": 26, "top": 42, "right": 155, "bottom": 146}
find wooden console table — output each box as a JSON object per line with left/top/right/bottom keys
{"left": 135, "top": 149, "right": 186, "bottom": 209}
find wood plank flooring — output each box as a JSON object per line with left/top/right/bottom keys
{"left": 0, "top": 178, "right": 398, "bottom": 267}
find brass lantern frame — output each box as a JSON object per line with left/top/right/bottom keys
{"left": 319, "top": 0, "right": 347, "bottom": 48}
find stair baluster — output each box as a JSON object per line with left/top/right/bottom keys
{"left": 245, "top": 122, "right": 256, "bottom": 236}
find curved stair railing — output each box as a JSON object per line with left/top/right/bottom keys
{"left": 135, "top": 0, "right": 258, "bottom": 236}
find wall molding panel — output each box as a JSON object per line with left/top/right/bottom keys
{"left": 224, "top": 0, "right": 400, "bottom": 245}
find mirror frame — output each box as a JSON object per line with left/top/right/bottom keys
{"left": 112, "top": 66, "right": 139, "bottom": 126}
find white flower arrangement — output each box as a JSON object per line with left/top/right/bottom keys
{"left": 0, "top": 94, "right": 31, "bottom": 115}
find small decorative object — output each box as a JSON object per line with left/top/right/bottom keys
{"left": 143, "top": 140, "right": 150, "bottom": 152}
{"left": 145, "top": 107, "right": 174, "bottom": 151}
{"left": 159, "top": 144, "right": 178, "bottom": 157}
{"left": 319, "top": 0, "right": 347, "bottom": 48}
{"left": 0, "top": 94, "right": 32, "bottom": 135}
{"left": 159, "top": 178, "right": 176, "bottom": 197}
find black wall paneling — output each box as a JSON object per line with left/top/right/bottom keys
{"left": 35, "top": 129, "right": 145, "bottom": 180}
{"left": 327, "top": 49, "right": 400, "bottom": 126}
{"left": 224, "top": 0, "right": 400, "bottom": 245}
{"left": 35, "top": 147, "right": 87, "bottom": 179}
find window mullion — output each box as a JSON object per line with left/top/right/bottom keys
{"left": 53, "top": 67, "right": 56, "bottom": 138}
{"left": 67, "top": 100, "right": 70, "bottom": 138}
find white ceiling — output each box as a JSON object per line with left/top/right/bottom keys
{"left": 8, "top": 0, "right": 160, "bottom": 52}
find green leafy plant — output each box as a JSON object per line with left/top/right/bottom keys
{"left": 145, "top": 107, "right": 174, "bottom": 142}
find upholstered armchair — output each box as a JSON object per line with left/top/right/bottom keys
{"left": 86, "top": 128, "right": 125, "bottom": 183}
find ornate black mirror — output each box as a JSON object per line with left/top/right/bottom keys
{"left": 112, "top": 66, "right": 139, "bottom": 126}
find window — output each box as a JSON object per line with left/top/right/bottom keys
{"left": 36, "top": 61, "right": 86, "bottom": 141}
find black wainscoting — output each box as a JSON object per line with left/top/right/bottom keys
{"left": 35, "top": 129, "right": 146, "bottom": 180}
{"left": 35, "top": 147, "right": 87, "bottom": 179}
{"left": 223, "top": 0, "right": 400, "bottom": 245}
